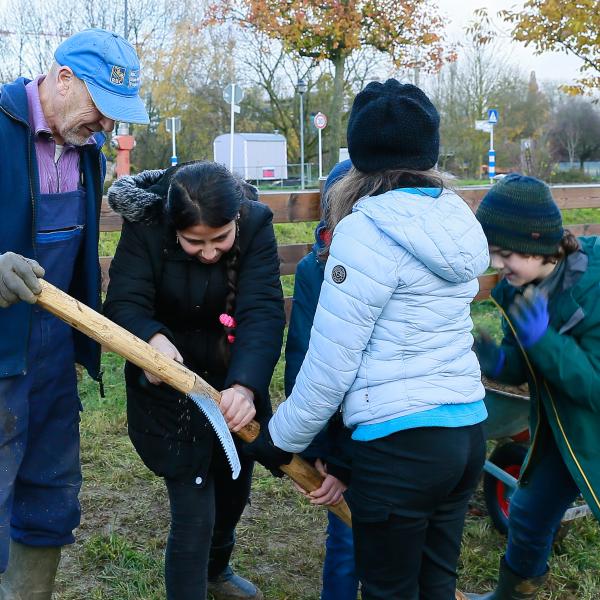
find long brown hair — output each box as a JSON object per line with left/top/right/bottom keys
{"left": 327, "top": 166, "right": 451, "bottom": 231}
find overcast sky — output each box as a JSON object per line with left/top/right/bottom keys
{"left": 437, "top": 0, "right": 584, "bottom": 84}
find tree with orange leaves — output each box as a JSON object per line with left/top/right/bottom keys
{"left": 209, "top": 0, "right": 454, "bottom": 169}
{"left": 499, "top": 1, "right": 598, "bottom": 95}
{"left": 471, "top": 0, "right": 600, "bottom": 94}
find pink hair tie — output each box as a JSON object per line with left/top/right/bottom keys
{"left": 219, "top": 314, "right": 236, "bottom": 328}
{"left": 219, "top": 314, "right": 237, "bottom": 344}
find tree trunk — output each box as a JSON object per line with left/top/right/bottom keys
{"left": 326, "top": 54, "right": 346, "bottom": 172}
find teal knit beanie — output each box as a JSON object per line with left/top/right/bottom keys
{"left": 476, "top": 173, "right": 563, "bottom": 255}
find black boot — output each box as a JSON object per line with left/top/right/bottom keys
{"left": 467, "top": 558, "right": 548, "bottom": 599}
{"left": 207, "top": 539, "right": 262, "bottom": 600}
{"left": 207, "top": 566, "right": 263, "bottom": 600}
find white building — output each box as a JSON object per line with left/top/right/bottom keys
{"left": 213, "top": 133, "right": 288, "bottom": 180}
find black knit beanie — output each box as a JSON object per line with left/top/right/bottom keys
{"left": 346, "top": 79, "right": 440, "bottom": 173}
{"left": 476, "top": 173, "right": 563, "bottom": 255}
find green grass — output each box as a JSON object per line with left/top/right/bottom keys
{"left": 455, "top": 178, "right": 490, "bottom": 186}
{"left": 274, "top": 221, "right": 318, "bottom": 244}
{"left": 57, "top": 312, "right": 600, "bottom": 598}
{"left": 471, "top": 300, "right": 503, "bottom": 341}
{"left": 562, "top": 208, "right": 600, "bottom": 226}
{"left": 99, "top": 232, "right": 121, "bottom": 257}
{"left": 56, "top": 211, "right": 600, "bottom": 598}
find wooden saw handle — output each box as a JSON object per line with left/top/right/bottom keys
{"left": 35, "top": 279, "right": 352, "bottom": 526}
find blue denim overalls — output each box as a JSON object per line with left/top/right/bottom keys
{"left": 0, "top": 187, "right": 86, "bottom": 569}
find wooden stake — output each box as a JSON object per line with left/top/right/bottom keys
{"left": 36, "top": 280, "right": 352, "bottom": 526}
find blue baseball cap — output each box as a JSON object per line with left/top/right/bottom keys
{"left": 54, "top": 28, "right": 149, "bottom": 125}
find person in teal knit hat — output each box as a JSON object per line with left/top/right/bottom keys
{"left": 469, "top": 173, "right": 600, "bottom": 599}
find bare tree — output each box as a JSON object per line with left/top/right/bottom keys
{"left": 0, "top": 0, "right": 192, "bottom": 79}
{"left": 549, "top": 98, "right": 600, "bottom": 170}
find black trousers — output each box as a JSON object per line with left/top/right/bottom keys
{"left": 346, "top": 424, "right": 485, "bottom": 600}
{"left": 163, "top": 448, "right": 254, "bottom": 600}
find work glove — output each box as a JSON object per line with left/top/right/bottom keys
{"left": 473, "top": 330, "right": 505, "bottom": 379}
{"left": 0, "top": 252, "right": 45, "bottom": 307}
{"left": 509, "top": 285, "right": 550, "bottom": 349}
{"left": 243, "top": 421, "right": 293, "bottom": 478}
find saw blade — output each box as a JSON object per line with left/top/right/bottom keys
{"left": 187, "top": 391, "right": 241, "bottom": 479}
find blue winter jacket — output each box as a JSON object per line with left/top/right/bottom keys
{"left": 271, "top": 187, "right": 490, "bottom": 453}
{"left": 284, "top": 159, "right": 353, "bottom": 467}
{"left": 284, "top": 158, "right": 352, "bottom": 397}
{"left": 0, "top": 78, "right": 106, "bottom": 379}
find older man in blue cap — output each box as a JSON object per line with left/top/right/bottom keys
{"left": 0, "top": 28, "right": 148, "bottom": 598}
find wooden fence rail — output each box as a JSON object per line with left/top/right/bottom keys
{"left": 100, "top": 184, "right": 600, "bottom": 316}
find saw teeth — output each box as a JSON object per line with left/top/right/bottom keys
{"left": 187, "top": 392, "right": 241, "bottom": 480}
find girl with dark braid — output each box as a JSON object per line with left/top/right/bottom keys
{"left": 104, "top": 161, "right": 285, "bottom": 600}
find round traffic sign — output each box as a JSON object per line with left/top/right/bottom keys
{"left": 314, "top": 112, "right": 328, "bottom": 129}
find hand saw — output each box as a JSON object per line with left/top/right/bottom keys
{"left": 35, "top": 279, "right": 352, "bottom": 527}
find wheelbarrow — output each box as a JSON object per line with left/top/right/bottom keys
{"left": 482, "top": 387, "right": 591, "bottom": 535}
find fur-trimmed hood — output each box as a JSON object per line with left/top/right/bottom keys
{"left": 107, "top": 169, "right": 168, "bottom": 225}
{"left": 108, "top": 163, "right": 260, "bottom": 225}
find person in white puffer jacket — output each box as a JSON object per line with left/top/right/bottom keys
{"left": 245, "top": 79, "right": 490, "bottom": 600}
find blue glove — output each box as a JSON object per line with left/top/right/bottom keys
{"left": 473, "top": 331, "right": 505, "bottom": 379}
{"left": 509, "top": 285, "right": 550, "bottom": 349}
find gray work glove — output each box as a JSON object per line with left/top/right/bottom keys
{"left": 0, "top": 252, "right": 45, "bottom": 307}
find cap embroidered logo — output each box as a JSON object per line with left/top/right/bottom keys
{"left": 110, "top": 66, "right": 126, "bottom": 85}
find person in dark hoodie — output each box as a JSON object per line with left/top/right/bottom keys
{"left": 104, "top": 161, "right": 285, "bottom": 600}
{"left": 284, "top": 159, "right": 358, "bottom": 600}
{"left": 0, "top": 28, "right": 148, "bottom": 599}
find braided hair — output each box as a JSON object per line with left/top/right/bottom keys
{"left": 166, "top": 161, "right": 248, "bottom": 364}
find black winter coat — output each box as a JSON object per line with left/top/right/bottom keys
{"left": 103, "top": 171, "right": 285, "bottom": 483}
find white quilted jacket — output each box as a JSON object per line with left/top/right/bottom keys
{"left": 270, "top": 188, "right": 489, "bottom": 453}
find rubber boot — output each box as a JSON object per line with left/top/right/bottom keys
{"left": 467, "top": 558, "right": 548, "bottom": 599}
{"left": 0, "top": 541, "right": 61, "bottom": 600}
{"left": 207, "top": 540, "right": 263, "bottom": 600}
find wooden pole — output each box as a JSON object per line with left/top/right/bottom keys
{"left": 36, "top": 280, "right": 352, "bottom": 526}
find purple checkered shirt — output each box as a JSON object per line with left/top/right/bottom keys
{"left": 25, "top": 76, "right": 95, "bottom": 194}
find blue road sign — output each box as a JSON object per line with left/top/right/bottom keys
{"left": 488, "top": 109, "right": 499, "bottom": 124}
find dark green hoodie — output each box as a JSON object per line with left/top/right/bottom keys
{"left": 489, "top": 236, "right": 600, "bottom": 520}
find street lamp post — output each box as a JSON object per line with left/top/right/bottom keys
{"left": 297, "top": 78, "right": 308, "bottom": 189}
